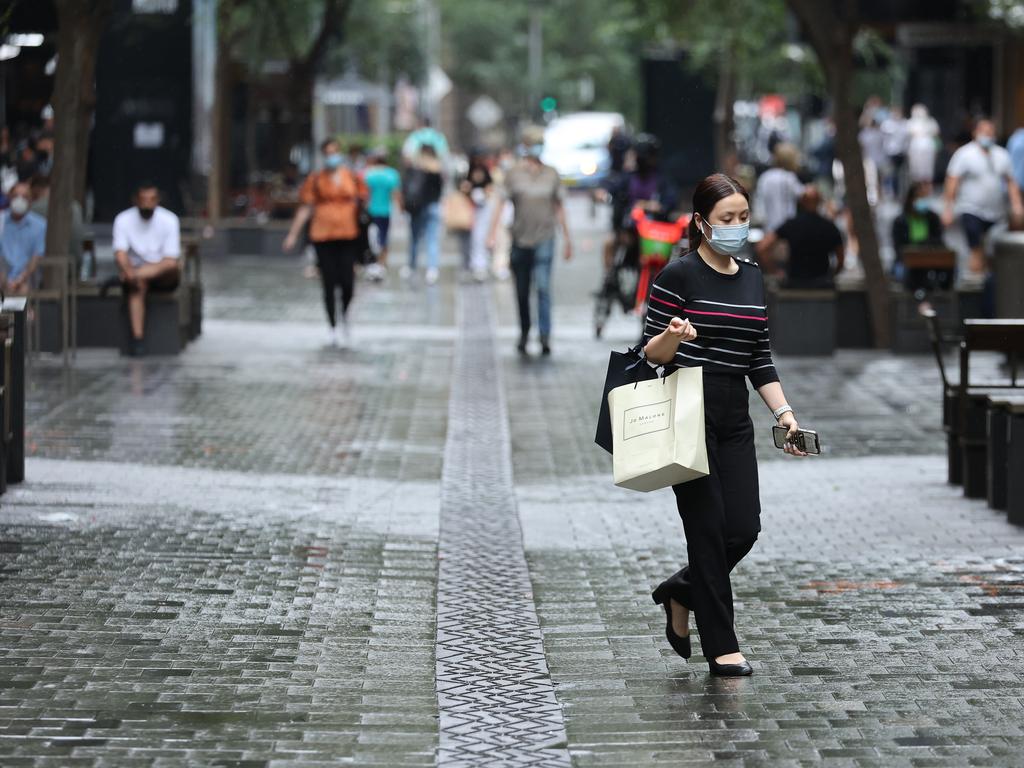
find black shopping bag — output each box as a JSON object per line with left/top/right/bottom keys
{"left": 595, "top": 345, "right": 659, "bottom": 454}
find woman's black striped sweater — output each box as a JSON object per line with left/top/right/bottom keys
{"left": 642, "top": 250, "right": 780, "bottom": 389}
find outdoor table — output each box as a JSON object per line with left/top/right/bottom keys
{"left": 0, "top": 298, "right": 27, "bottom": 485}
{"left": 958, "top": 320, "right": 1024, "bottom": 498}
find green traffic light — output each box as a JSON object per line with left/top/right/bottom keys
{"left": 540, "top": 97, "right": 557, "bottom": 112}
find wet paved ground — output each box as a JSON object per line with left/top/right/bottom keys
{"left": 3, "top": 198, "right": 1024, "bottom": 766}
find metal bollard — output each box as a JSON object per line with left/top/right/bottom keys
{"left": 0, "top": 299, "right": 27, "bottom": 484}
{"left": 987, "top": 399, "right": 1010, "bottom": 511}
{"left": 1008, "top": 405, "right": 1024, "bottom": 527}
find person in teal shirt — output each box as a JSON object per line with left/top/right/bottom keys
{"left": 362, "top": 150, "right": 402, "bottom": 277}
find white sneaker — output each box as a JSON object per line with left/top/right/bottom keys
{"left": 425, "top": 268, "right": 439, "bottom": 285}
{"left": 399, "top": 265, "right": 412, "bottom": 280}
{"left": 326, "top": 327, "right": 339, "bottom": 347}
{"left": 339, "top": 318, "right": 352, "bottom": 349}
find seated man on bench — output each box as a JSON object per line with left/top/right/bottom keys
{"left": 111, "top": 182, "right": 181, "bottom": 357}
{"left": 0, "top": 181, "right": 46, "bottom": 295}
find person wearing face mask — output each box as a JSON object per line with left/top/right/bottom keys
{"left": 111, "top": 182, "right": 182, "bottom": 356}
{"left": 284, "top": 138, "right": 369, "bottom": 347}
{"left": 891, "top": 182, "right": 952, "bottom": 308}
{"left": 942, "top": 118, "right": 1024, "bottom": 277}
{"left": 0, "top": 181, "right": 47, "bottom": 295}
{"left": 641, "top": 173, "right": 806, "bottom": 677}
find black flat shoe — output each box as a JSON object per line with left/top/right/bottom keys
{"left": 707, "top": 657, "right": 753, "bottom": 677}
{"left": 651, "top": 584, "right": 691, "bottom": 659}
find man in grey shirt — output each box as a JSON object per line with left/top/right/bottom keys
{"left": 488, "top": 135, "right": 572, "bottom": 356}
{"left": 942, "top": 118, "right": 1023, "bottom": 275}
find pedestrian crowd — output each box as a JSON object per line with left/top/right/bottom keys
{"left": 743, "top": 98, "right": 1024, "bottom": 314}
{"left": 284, "top": 118, "right": 571, "bottom": 356}
{"left": 6, "top": 95, "right": 1024, "bottom": 356}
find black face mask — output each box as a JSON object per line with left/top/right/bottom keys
{"left": 138, "top": 207, "right": 155, "bottom": 220}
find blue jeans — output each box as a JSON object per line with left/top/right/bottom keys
{"left": 409, "top": 202, "right": 441, "bottom": 271}
{"left": 510, "top": 238, "right": 554, "bottom": 339}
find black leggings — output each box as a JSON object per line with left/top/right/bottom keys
{"left": 658, "top": 372, "right": 761, "bottom": 659}
{"left": 314, "top": 239, "right": 358, "bottom": 327}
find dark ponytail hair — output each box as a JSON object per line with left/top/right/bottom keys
{"left": 688, "top": 173, "right": 750, "bottom": 247}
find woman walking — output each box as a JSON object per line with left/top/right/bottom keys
{"left": 642, "top": 173, "right": 806, "bottom": 676}
{"left": 402, "top": 145, "right": 444, "bottom": 284}
{"left": 463, "top": 153, "right": 494, "bottom": 281}
{"left": 284, "top": 138, "right": 368, "bottom": 348}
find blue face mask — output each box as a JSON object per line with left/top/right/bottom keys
{"left": 700, "top": 218, "right": 749, "bottom": 255}
{"left": 324, "top": 153, "right": 344, "bottom": 170}
{"left": 913, "top": 199, "right": 931, "bottom": 215}
{"left": 977, "top": 136, "right": 995, "bottom": 149}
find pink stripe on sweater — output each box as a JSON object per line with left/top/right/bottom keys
{"left": 650, "top": 295, "right": 684, "bottom": 310}
{"left": 685, "top": 308, "right": 766, "bottom": 322}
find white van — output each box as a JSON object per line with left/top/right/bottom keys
{"left": 541, "top": 112, "right": 625, "bottom": 188}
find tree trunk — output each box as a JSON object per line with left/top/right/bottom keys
{"left": 285, "top": 71, "right": 314, "bottom": 168}
{"left": 208, "top": 41, "right": 230, "bottom": 220}
{"left": 47, "top": 0, "right": 110, "bottom": 261}
{"left": 713, "top": 52, "right": 736, "bottom": 174}
{"left": 786, "top": 0, "right": 890, "bottom": 348}
{"left": 72, "top": 40, "right": 99, "bottom": 208}
{"left": 830, "top": 54, "right": 890, "bottom": 348}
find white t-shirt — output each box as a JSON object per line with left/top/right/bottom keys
{"left": 755, "top": 168, "right": 804, "bottom": 233}
{"left": 947, "top": 141, "right": 1014, "bottom": 221}
{"left": 112, "top": 206, "right": 181, "bottom": 267}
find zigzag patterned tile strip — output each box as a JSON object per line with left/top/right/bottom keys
{"left": 434, "top": 283, "right": 570, "bottom": 767}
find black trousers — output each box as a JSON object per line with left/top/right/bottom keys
{"left": 314, "top": 239, "right": 358, "bottom": 327}
{"left": 658, "top": 372, "right": 761, "bottom": 659}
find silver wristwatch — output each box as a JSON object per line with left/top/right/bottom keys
{"left": 773, "top": 404, "right": 794, "bottom": 420}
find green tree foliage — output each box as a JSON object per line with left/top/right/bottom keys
{"left": 984, "top": 0, "right": 1024, "bottom": 28}
{"left": 439, "top": 0, "right": 651, "bottom": 123}
{"left": 639, "top": 0, "right": 821, "bottom": 100}
{"left": 540, "top": 0, "right": 649, "bottom": 119}
{"left": 327, "top": 0, "right": 426, "bottom": 83}
{"left": 438, "top": 0, "right": 533, "bottom": 116}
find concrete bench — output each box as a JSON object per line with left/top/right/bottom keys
{"left": 766, "top": 288, "right": 836, "bottom": 356}
{"left": 35, "top": 239, "right": 202, "bottom": 356}
{"left": 835, "top": 279, "right": 984, "bottom": 351}
{"left": 222, "top": 220, "right": 290, "bottom": 257}
{"left": 36, "top": 287, "right": 187, "bottom": 355}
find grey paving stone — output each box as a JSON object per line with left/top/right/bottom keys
{"left": 7, "top": 198, "right": 1024, "bottom": 766}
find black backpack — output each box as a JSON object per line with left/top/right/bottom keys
{"left": 402, "top": 168, "right": 429, "bottom": 214}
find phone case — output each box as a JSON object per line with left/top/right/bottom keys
{"left": 773, "top": 426, "right": 820, "bottom": 454}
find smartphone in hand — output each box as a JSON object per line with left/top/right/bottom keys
{"left": 772, "top": 425, "right": 821, "bottom": 455}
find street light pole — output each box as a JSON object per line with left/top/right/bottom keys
{"left": 420, "top": 0, "right": 442, "bottom": 124}
{"left": 528, "top": 3, "right": 542, "bottom": 120}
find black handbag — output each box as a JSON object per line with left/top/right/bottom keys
{"left": 594, "top": 344, "right": 660, "bottom": 454}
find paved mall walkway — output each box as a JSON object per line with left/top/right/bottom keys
{"left": 2, "top": 199, "right": 1023, "bottom": 766}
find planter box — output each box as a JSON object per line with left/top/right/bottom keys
{"left": 767, "top": 289, "right": 836, "bottom": 356}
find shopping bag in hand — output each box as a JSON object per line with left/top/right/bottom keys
{"left": 595, "top": 344, "right": 659, "bottom": 454}
{"left": 608, "top": 366, "right": 708, "bottom": 492}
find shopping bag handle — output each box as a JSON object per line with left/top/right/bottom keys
{"left": 623, "top": 343, "right": 676, "bottom": 388}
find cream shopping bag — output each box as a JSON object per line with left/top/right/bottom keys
{"left": 608, "top": 367, "right": 709, "bottom": 492}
